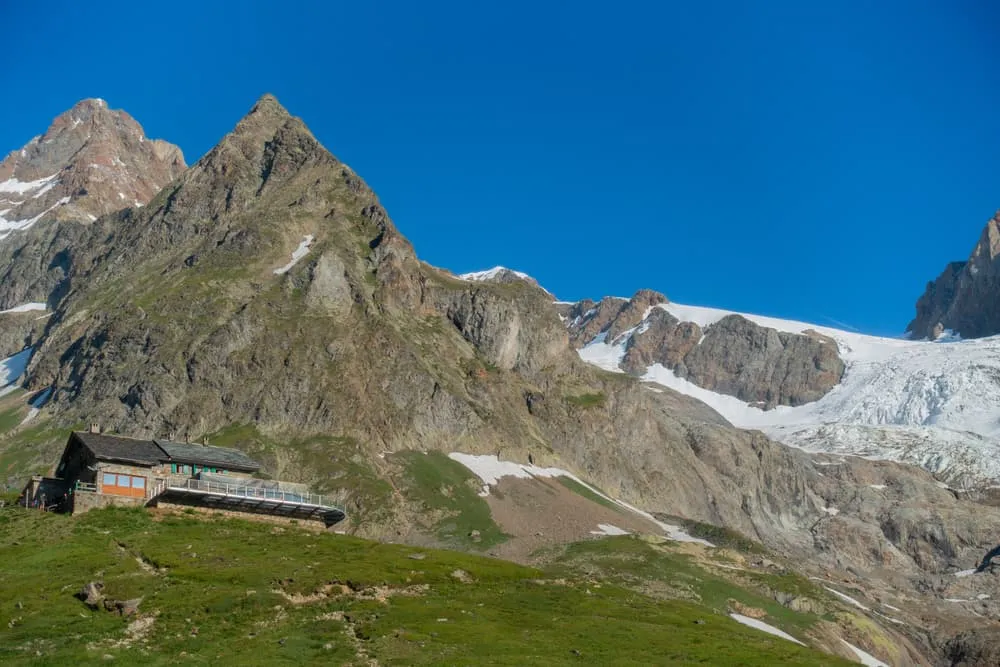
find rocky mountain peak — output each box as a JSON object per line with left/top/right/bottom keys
{"left": 908, "top": 210, "right": 1000, "bottom": 339}
{"left": 0, "top": 98, "right": 186, "bottom": 237}
{"left": 178, "top": 94, "right": 332, "bottom": 218}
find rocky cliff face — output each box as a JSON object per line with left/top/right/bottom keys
{"left": 908, "top": 211, "right": 1000, "bottom": 339}
{"left": 2, "top": 95, "right": 999, "bottom": 662}
{"left": 0, "top": 99, "right": 185, "bottom": 356}
{"left": 0, "top": 98, "right": 184, "bottom": 232}
{"left": 560, "top": 291, "right": 845, "bottom": 408}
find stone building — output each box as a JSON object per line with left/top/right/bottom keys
{"left": 19, "top": 428, "right": 345, "bottom": 526}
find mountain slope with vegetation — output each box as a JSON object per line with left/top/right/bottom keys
{"left": 0, "top": 505, "right": 852, "bottom": 666}
{"left": 0, "top": 95, "right": 997, "bottom": 663}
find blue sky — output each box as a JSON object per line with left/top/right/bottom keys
{"left": 3, "top": 1, "right": 999, "bottom": 335}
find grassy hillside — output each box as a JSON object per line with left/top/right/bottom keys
{"left": 0, "top": 506, "right": 853, "bottom": 666}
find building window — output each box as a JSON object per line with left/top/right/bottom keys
{"left": 102, "top": 473, "right": 148, "bottom": 498}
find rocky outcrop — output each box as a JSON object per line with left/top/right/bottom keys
{"left": 621, "top": 308, "right": 702, "bottom": 373}
{"left": 562, "top": 289, "right": 668, "bottom": 347}
{"left": 567, "top": 291, "right": 845, "bottom": 408}
{"left": 945, "top": 627, "right": 1000, "bottom": 667}
{"left": 0, "top": 309, "right": 49, "bottom": 359}
{"left": 681, "top": 315, "right": 845, "bottom": 408}
{"left": 908, "top": 212, "right": 1000, "bottom": 339}
{"left": 0, "top": 98, "right": 185, "bottom": 312}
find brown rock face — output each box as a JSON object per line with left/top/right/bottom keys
{"left": 621, "top": 309, "right": 702, "bottom": 373}
{"left": 681, "top": 315, "right": 845, "bottom": 408}
{"left": 564, "top": 289, "right": 668, "bottom": 348}
{"left": 568, "top": 291, "right": 845, "bottom": 408}
{"left": 0, "top": 99, "right": 186, "bottom": 311}
{"left": 0, "top": 98, "right": 185, "bottom": 231}
{"left": 908, "top": 212, "right": 1000, "bottom": 339}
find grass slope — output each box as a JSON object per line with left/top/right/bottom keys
{"left": 397, "top": 450, "right": 508, "bottom": 550}
{"left": 549, "top": 536, "right": 831, "bottom": 637}
{"left": 0, "top": 507, "right": 852, "bottom": 666}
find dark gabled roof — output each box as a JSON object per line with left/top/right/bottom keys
{"left": 153, "top": 439, "right": 260, "bottom": 472}
{"left": 72, "top": 432, "right": 163, "bottom": 466}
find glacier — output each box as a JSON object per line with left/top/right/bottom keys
{"left": 574, "top": 301, "right": 1000, "bottom": 489}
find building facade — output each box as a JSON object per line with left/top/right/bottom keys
{"left": 19, "top": 430, "right": 344, "bottom": 526}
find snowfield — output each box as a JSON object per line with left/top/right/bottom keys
{"left": 573, "top": 301, "right": 1000, "bottom": 488}
{"left": 448, "top": 452, "right": 714, "bottom": 546}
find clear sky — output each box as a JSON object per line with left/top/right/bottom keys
{"left": 3, "top": 1, "right": 999, "bottom": 335}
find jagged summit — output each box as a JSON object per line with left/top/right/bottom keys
{"left": 0, "top": 98, "right": 187, "bottom": 316}
{"left": 248, "top": 92, "right": 289, "bottom": 116}
{"left": 908, "top": 210, "right": 1000, "bottom": 339}
{"left": 0, "top": 97, "right": 185, "bottom": 234}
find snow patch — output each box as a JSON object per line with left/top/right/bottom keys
{"left": 0, "top": 348, "right": 32, "bottom": 387}
{"left": 0, "top": 173, "right": 58, "bottom": 195}
{"left": 448, "top": 452, "right": 714, "bottom": 546}
{"left": 577, "top": 332, "right": 629, "bottom": 373}
{"left": 0, "top": 197, "right": 71, "bottom": 238}
{"left": 868, "top": 484, "right": 887, "bottom": 490}
{"left": 728, "top": 614, "right": 804, "bottom": 645}
{"left": 954, "top": 569, "right": 977, "bottom": 578}
{"left": 590, "top": 524, "right": 629, "bottom": 536}
{"left": 840, "top": 639, "right": 889, "bottom": 667}
{"left": 824, "top": 586, "right": 870, "bottom": 611}
{"left": 822, "top": 506, "right": 840, "bottom": 516}
{"left": 459, "top": 266, "right": 533, "bottom": 282}
{"left": 274, "top": 235, "right": 314, "bottom": 275}
{"left": 0, "top": 303, "right": 46, "bottom": 315}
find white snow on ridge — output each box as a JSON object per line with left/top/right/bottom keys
{"left": 0, "top": 302, "right": 47, "bottom": 315}
{"left": 274, "top": 235, "right": 314, "bottom": 275}
{"left": 572, "top": 299, "right": 1000, "bottom": 486}
{"left": 447, "top": 452, "right": 714, "bottom": 546}
{"left": 823, "top": 585, "right": 870, "bottom": 611}
{"left": 0, "top": 173, "right": 58, "bottom": 195}
{"left": 0, "top": 196, "right": 72, "bottom": 238}
{"left": 458, "top": 266, "right": 533, "bottom": 282}
{"left": 590, "top": 524, "right": 629, "bottom": 536}
{"left": 728, "top": 614, "right": 805, "bottom": 645}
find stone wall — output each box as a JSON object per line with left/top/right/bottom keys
{"left": 72, "top": 490, "right": 145, "bottom": 514}
{"left": 154, "top": 501, "right": 330, "bottom": 532}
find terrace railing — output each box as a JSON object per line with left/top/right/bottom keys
{"left": 165, "top": 477, "right": 342, "bottom": 512}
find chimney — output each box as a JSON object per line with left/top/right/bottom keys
{"left": 89, "top": 422, "right": 100, "bottom": 434}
